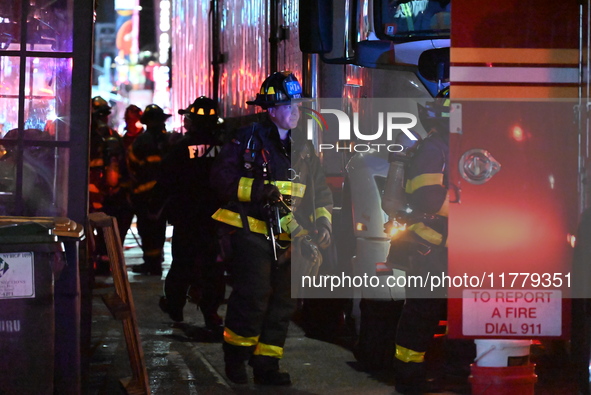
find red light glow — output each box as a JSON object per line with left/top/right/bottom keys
{"left": 449, "top": 201, "right": 569, "bottom": 277}
{"left": 511, "top": 125, "right": 525, "bottom": 142}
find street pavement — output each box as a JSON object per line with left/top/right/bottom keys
{"left": 86, "top": 223, "right": 581, "bottom": 394}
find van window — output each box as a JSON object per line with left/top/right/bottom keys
{"left": 377, "top": 0, "right": 450, "bottom": 40}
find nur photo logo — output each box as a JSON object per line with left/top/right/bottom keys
{"left": 301, "top": 100, "right": 419, "bottom": 153}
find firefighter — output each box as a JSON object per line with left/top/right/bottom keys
{"left": 89, "top": 96, "right": 116, "bottom": 215}
{"left": 392, "top": 88, "right": 450, "bottom": 394}
{"left": 89, "top": 96, "right": 129, "bottom": 274}
{"left": 116, "top": 104, "right": 145, "bottom": 241}
{"left": 121, "top": 104, "right": 144, "bottom": 151}
{"left": 211, "top": 71, "right": 333, "bottom": 385}
{"left": 127, "top": 104, "right": 171, "bottom": 276}
{"left": 156, "top": 96, "right": 225, "bottom": 329}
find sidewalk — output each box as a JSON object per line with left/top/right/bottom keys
{"left": 85, "top": 223, "right": 580, "bottom": 394}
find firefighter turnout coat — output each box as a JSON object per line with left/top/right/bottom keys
{"left": 210, "top": 119, "right": 333, "bottom": 358}
{"left": 211, "top": 120, "right": 333, "bottom": 242}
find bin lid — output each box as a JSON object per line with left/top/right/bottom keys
{"left": 0, "top": 216, "right": 84, "bottom": 243}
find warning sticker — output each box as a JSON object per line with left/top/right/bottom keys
{"left": 462, "top": 289, "right": 562, "bottom": 337}
{"left": 0, "top": 252, "right": 35, "bottom": 299}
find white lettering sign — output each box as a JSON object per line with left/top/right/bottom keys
{"left": 0, "top": 252, "right": 35, "bottom": 299}
{"left": 462, "top": 289, "right": 562, "bottom": 337}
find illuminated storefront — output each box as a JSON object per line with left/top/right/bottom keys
{"left": 0, "top": 1, "right": 94, "bottom": 392}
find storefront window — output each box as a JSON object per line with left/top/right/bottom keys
{"left": 27, "top": 0, "right": 73, "bottom": 52}
{"left": 0, "top": 0, "right": 75, "bottom": 216}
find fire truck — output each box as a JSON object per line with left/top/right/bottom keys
{"left": 169, "top": 0, "right": 585, "bottom": 372}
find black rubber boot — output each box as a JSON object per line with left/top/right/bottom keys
{"left": 203, "top": 311, "right": 223, "bottom": 330}
{"left": 249, "top": 355, "right": 291, "bottom": 386}
{"left": 394, "top": 359, "right": 442, "bottom": 394}
{"left": 131, "top": 262, "right": 162, "bottom": 276}
{"left": 223, "top": 343, "right": 252, "bottom": 384}
{"left": 159, "top": 296, "right": 183, "bottom": 322}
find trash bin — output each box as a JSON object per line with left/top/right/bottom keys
{"left": 0, "top": 220, "right": 69, "bottom": 395}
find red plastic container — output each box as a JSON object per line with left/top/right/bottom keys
{"left": 469, "top": 364, "right": 537, "bottom": 395}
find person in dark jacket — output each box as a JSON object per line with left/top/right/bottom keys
{"left": 89, "top": 96, "right": 130, "bottom": 275}
{"left": 211, "top": 71, "right": 333, "bottom": 386}
{"left": 121, "top": 104, "right": 144, "bottom": 151}
{"left": 156, "top": 96, "right": 225, "bottom": 329}
{"left": 127, "top": 104, "right": 171, "bottom": 276}
{"left": 392, "top": 89, "right": 450, "bottom": 394}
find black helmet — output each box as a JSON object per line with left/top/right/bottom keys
{"left": 246, "top": 71, "right": 304, "bottom": 109}
{"left": 178, "top": 96, "right": 222, "bottom": 123}
{"left": 417, "top": 86, "right": 450, "bottom": 133}
{"left": 125, "top": 104, "right": 143, "bottom": 119}
{"left": 140, "top": 104, "right": 172, "bottom": 124}
{"left": 92, "top": 96, "right": 111, "bottom": 116}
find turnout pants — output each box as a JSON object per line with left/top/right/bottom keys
{"left": 224, "top": 230, "right": 296, "bottom": 358}
{"left": 395, "top": 247, "right": 447, "bottom": 365}
{"left": 164, "top": 220, "right": 224, "bottom": 316}
{"left": 134, "top": 202, "right": 167, "bottom": 269}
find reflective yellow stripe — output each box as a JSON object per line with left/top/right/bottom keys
{"left": 224, "top": 327, "right": 259, "bottom": 347}
{"left": 314, "top": 207, "right": 332, "bottom": 223}
{"left": 290, "top": 182, "right": 306, "bottom": 198}
{"left": 264, "top": 180, "right": 306, "bottom": 198}
{"left": 437, "top": 193, "right": 449, "bottom": 217}
{"left": 405, "top": 173, "right": 444, "bottom": 194}
{"left": 253, "top": 342, "right": 284, "bottom": 358}
{"left": 238, "top": 177, "right": 254, "bottom": 202}
{"left": 212, "top": 208, "right": 267, "bottom": 234}
{"left": 89, "top": 184, "right": 100, "bottom": 194}
{"left": 133, "top": 180, "right": 157, "bottom": 194}
{"left": 408, "top": 222, "right": 446, "bottom": 247}
{"left": 280, "top": 212, "right": 302, "bottom": 234}
{"left": 144, "top": 249, "right": 162, "bottom": 257}
{"left": 275, "top": 181, "right": 306, "bottom": 198}
{"left": 146, "top": 155, "right": 162, "bottom": 163}
{"left": 127, "top": 149, "right": 144, "bottom": 165}
{"left": 395, "top": 344, "right": 425, "bottom": 363}
{"left": 211, "top": 208, "right": 291, "bottom": 240}
{"left": 89, "top": 158, "right": 104, "bottom": 167}
{"left": 452, "top": 48, "right": 579, "bottom": 65}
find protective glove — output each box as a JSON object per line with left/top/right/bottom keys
{"left": 314, "top": 227, "right": 331, "bottom": 249}
{"left": 261, "top": 184, "right": 282, "bottom": 204}
{"left": 314, "top": 216, "right": 332, "bottom": 249}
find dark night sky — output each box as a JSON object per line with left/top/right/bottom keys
{"left": 138, "top": 0, "right": 156, "bottom": 51}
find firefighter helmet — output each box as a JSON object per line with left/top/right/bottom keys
{"left": 140, "top": 104, "right": 172, "bottom": 124}
{"left": 92, "top": 96, "right": 111, "bottom": 116}
{"left": 125, "top": 104, "right": 143, "bottom": 119}
{"left": 417, "top": 86, "right": 450, "bottom": 133}
{"left": 178, "top": 96, "right": 223, "bottom": 124}
{"left": 246, "top": 71, "right": 304, "bottom": 109}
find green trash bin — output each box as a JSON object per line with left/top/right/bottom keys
{"left": 0, "top": 220, "right": 68, "bottom": 395}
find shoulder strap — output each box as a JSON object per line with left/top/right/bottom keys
{"left": 242, "top": 124, "right": 261, "bottom": 176}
